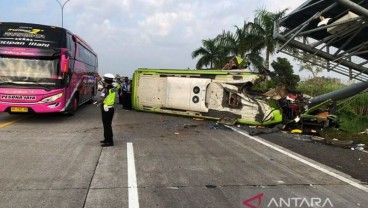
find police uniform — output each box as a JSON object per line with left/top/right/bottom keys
{"left": 122, "top": 78, "right": 129, "bottom": 109}
{"left": 96, "top": 74, "right": 116, "bottom": 147}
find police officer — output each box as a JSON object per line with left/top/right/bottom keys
{"left": 94, "top": 73, "right": 116, "bottom": 147}
{"left": 122, "top": 77, "right": 129, "bottom": 109}
{"left": 115, "top": 76, "right": 123, "bottom": 105}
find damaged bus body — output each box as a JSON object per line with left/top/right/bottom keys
{"left": 132, "top": 68, "right": 282, "bottom": 126}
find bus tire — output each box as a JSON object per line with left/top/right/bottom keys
{"left": 66, "top": 95, "right": 78, "bottom": 115}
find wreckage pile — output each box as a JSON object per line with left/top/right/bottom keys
{"left": 248, "top": 82, "right": 368, "bottom": 151}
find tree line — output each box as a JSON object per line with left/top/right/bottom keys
{"left": 191, "top": 8, "right": 287, "bottom": 72}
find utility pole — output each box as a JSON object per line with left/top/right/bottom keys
{"left": 56, "top": 0, "right": 71, "bottom": 28}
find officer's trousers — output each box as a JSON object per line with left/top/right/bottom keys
{"left": 101, "top": 107, "right": 115, "bottom": 144}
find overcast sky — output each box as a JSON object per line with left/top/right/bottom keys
{"left": 0, "top": 0, "right": 306, "bottom": 77}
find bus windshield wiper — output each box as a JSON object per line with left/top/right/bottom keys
{"left": 0, "top": 81, "right": 21, "bottom": 85}
{"left": 29, "top": 81, "right": 52, "bottom": 91}
{"left": 0, "top": 81, "right": 52, "bottom": 91}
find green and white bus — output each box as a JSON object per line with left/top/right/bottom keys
{"left": 132, "top": 68, "right": 283, "bottom": 126}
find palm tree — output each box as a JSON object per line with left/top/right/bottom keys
{"left": 213, "top": 31, "right": 235, "bottom": 67}
{"left": 249, "top": 8, "right": 288, "bottom": 70}
{"left": 221, "top": 21, "right": 263, "bottom": 70}
{"left": 191, "top": 38, "right": 225, "bottom": 69}
{"left": 192, "top": 8, "right": 287, "bottom": 71}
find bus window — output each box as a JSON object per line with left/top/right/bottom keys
{"left": 67, "top": 33, "right": 75, "bottom": 58}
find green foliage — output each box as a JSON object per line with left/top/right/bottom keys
{"left": 297, "top": 77, "right": 345, "bottom": 96}
{"left": 253, "top": 8, "right": 288, "bottom": 70}
{"left": 337, "top": 108, "right": 368, "bottom": 133}
{"left": 343, "top": 93, "right": 368, "bottom": 116}
{"left": 298, "top": 55, "right": 324, "bottom": 78}
{"left": 320, "top": 127, "right": 368, "bottom": 145}
{"left": 191, "top": 38, "right": 228, "bottom": 69}
{"left": 252, "top": 79, "right": 274, "bottom": 92}
{"left": 269, "top": 57, "right": 300, "bottom": 90}
{"left": 335, "top": 92, "right": 368, "bottom": 133}
{"left": 191, "top": 8, "right": 287, "bottom": 71}
{"left": 298, "top": 78, "right": 368, "bottom": 133}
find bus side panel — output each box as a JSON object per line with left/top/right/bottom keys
{"left": 135, "top": 75, "right": 166, "bottom": 108}
{"left": 64, "top": 45, "right": 97, "bottom": 108}
{"left": 166, "top": 77, "right": 209, "bottom": 112}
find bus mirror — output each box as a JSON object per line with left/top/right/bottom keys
{"left": 61, "top": 62, "right": 68, "bottom": 73}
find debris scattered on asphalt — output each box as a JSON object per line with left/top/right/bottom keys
{"left": 210, "top": 123, "right": 232, "bottom": 131}
{"left": 310, "top": 136, "right": 325, "bottom": 142}
{"left": 217, "top": 117, "right": 238, "bottom": 125}
{"left": 247, "top": 124, "right": 283, "bottom": 135}
{"left": 359, "top": 129, "right": 368, "bottom": 135}
{"left": 291, "top": 129, "right": 303, "bottom": 134}
{"left": 183, "top": 124, "right": 198, "bottom": 128}
{"left": 351, "top": 144, "right": 365, "bottom": 151}
{"left": 327, "top": 138, "right": 354, "bottom": 148}
{"left": 292, "top": 135, "right": 313, "bottom": 142}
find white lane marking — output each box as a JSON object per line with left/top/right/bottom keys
{"left": 127, "top": 142, "right": 140, "bottom": 208}
{"left": 227, "top": 126, "right": 368, "bottom": 193}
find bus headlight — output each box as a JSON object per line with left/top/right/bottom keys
{"left": 38, "top": 93, "right": 63, "bottom": 103}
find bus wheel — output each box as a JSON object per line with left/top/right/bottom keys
{"left": 67, "top": 96, "right": 78, "bottom": 115}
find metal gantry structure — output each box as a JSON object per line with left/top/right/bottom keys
{"left": 274, "top": 0, "right": 368, "bottom": 82}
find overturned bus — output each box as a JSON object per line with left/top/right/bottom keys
{"left": 131, "top": 68, "right": 283, "bottom": 126}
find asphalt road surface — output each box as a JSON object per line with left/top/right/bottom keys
{"left": 0, "top": 103, "right": 367, "bottom": 208}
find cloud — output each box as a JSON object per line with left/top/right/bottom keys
{"left": 139, "top": 12, "right": 180, "bottom": 37}
{"left": 265, "top": 0, "right": 305, "bottom": 13}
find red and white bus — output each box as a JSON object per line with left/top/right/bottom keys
{"left": 0, "top": 22, "right": 98, "bottom": 115}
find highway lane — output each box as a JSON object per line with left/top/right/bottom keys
{"left": 0, "top": 104, "right": 367, "bottom": 208}
{"left": 0, "top": 113, "right": 30, "bottom": 128}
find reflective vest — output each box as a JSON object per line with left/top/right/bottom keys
{"left": 116, "top": 82, "right": 121, "bottom": 90}
{"left": 235, "top": 56, "right": 249, "bottom": 68}
{"left": 103, "top": 88, "right": 116, "bottom": 106}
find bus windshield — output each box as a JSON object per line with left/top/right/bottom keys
{"left": 0, "top": 56, "right": 60, "bottom": 89}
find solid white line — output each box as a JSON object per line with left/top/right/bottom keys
{"left": 127, "top": 142, "right": 140, "bottom": 208}
{"left": 227, "top": 126, "right": 368, "bottom": 193}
